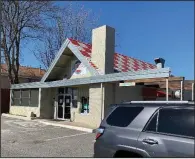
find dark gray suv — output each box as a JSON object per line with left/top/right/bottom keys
{"left": 94, "top": 101, "right": 195, "bottom": 158}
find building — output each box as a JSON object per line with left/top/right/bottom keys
{"left": 155, "top": 79, "right": 194, "bottom": 101}
{"left": 1, "top": 64, "right": 45, "bottom": 113}
{"left": 10, "top": 25, "right": 180, "bottom": 128}
{"left": 1, "top": 64, "right": 45, "bottom": 88}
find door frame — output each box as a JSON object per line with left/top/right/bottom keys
{"left": 64, "top": 94, "right": 72, "bottom": 120}
{"left": 56, "top": 94, "right": 72, "bottom": 120}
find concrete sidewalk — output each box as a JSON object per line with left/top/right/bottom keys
{"left": 2, "top": 113, "right": 33, "bottom": 120}
{"left": 2, "top": 113, "right": 96, "bottom": 133}
{"left": 36, "top": 119, "right": 96, "bottom": 133}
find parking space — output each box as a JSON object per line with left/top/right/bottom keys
{"left": 1, "top": 116, "right": 95, "bottom": 157}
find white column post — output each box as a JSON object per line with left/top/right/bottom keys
{"left": 180, "top": 79, "right": 184, "bottom": 101}
{"left": 192, "top": 83, "right": 194, "bottom": 101}
{"left": 166, "top": 79, "right": 169, "bottom": 101}
{"left": 9, "top": 89, "right": 13, "bottom": 113}
{"left": 100, "top": 83, "right": 104, "bottom": 121}
{"left": 38, "top": 88, "right": 42, "bottom": 117}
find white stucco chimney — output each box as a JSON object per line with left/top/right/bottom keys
{"left": 91, "top": 25, "right": 115, "bottom": 75}
{"left": 154, "top": 58, "right": 165, "bottom": 69}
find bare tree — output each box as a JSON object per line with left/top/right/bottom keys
{"left": 33, "top": 2, "right": 100, "bottom": 69}
{"left": 1, "top": 1, "right": 59, "bottom": 84}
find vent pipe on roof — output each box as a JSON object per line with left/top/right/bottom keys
{"left": 154, "top": 58, "right": 165, "bottom": 69}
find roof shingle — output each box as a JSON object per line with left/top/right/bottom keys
{"left": 68, "top": 38, "right": 156, "bottom": 73}
{"left": 1, "top": 64, "right": 45, "bottom": 78}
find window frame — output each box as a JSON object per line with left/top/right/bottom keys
{"left": 29, "top": 89, "right": 39, "bottom": 107}
{"left": 143, "top": 107, "right": 194, "bottom": 139}
{"left": 12, "top": 89, "right": 39, "bottom": 107}
{"left": 12, "top": 90, "right": 22, "bottom": 106}
{"left": 143, "top": 110, "right": 159, "bottom": 133}
{"left": 21, "top": 89, "right": 30, "bottom": 106}
{"left": 72, "top": 88, "right": 78, "bottom": 108}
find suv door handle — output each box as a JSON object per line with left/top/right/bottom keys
{"left": 142, "top": 138, "right": 158, "bottom": 145}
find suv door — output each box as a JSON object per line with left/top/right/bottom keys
{"left": 137, "top": 106, "right": 194, "bottom": 157}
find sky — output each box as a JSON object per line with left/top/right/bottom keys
{"left": 22, "top": 1, "right": 194, "bottom": 79}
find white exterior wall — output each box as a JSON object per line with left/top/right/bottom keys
{"left": 9, "top": 89, "right": 40, "bottom": 117}
{"left": 71, "top": 86, "right": 89, "bottom": 121}
{"left": 9, "top": 106, "right": 40, "bottom": 117}
{"left": 72, "top": 85, "right": 101, "bottom": 129}
{"left": 40, "top": 88, "right": 57, "bottom": 119}
{"left": 9, "top": 83, "right": 143, "bottom": 128}
{"left": 103, "top": 83, "right": 115, "bottom": 117}
{"left": 71, "top": 83, "right": 143, "bottom": 129}
{"left": 114, "top": 85, "right": 144, "bottom": 103}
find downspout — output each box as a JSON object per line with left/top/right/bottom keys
{"left": 101, "top": 83, "right": 104, "bottom": 121}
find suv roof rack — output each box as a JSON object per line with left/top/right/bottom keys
{"left": 123, "top": 101, "right": 194, "bottom": 104}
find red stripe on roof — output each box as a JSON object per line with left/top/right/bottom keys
{"left": 68, "top": 38, "right": 156, "bottom": 73}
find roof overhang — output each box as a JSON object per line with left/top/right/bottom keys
{"left": 41, "top": 38, "right": 99, "bottom": 82}
{"left": 11, "top": 67, "right": 170, "bottom": 89}
{"left": 40, "top": 39, "right": 70, "bottom": 82}
{"left": 124, "top": 76, "right": 184, "bottom": 83}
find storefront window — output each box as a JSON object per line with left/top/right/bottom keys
{"left": 72, "top": 88, "right": 78, "bottom": 108}
{"left": 58, "top": 88, "right": 64, "bottom": 94}
{"left": 81, "top": 97, "right": 89, "bottom": 114}
{"left": 12, "top": 89, "right": 38, "bottom": 107}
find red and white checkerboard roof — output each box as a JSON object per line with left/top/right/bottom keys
{"left": 69, "top": 38, "right": 156, "bottom": 73}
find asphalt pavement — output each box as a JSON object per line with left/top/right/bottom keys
{"left": 1, "top": 116, "right": 95, "bottom": 157}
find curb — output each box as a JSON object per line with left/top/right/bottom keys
{"left": 37, "top": 120, "right": 95, "bottom": 133}
{"left": 1, "top": 113, "right": 32, "bottom": 121}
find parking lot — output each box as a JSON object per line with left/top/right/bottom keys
{"left": 1, "top": 116, "right": 95, "bottom": 157}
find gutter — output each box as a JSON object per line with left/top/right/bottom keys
{"left": 11, "top": 68, "right": 171, "bottom": 89}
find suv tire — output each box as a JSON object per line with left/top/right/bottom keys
{"left": 114, "top": 150, "right": 142, "bottom": 158}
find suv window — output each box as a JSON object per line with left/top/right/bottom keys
{"left": 106, "top": 106, "right": 144, "bottom": 127}
{"left": 145, "top": 107, "right": 194, "bottom": 138}
{"left": 145, "top": 112, "right": 158, "bottom": 132}
{"left": 158, "top": 108, "right": 194, "bottom": 138}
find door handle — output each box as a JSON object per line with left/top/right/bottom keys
{"left": 142, "top": 138, "right": 158, "bottom": 145}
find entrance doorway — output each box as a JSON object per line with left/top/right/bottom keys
{"left": 57, "top": 94, "right": 71, "bottom": 120}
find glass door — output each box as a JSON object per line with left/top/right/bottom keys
{"left": 57, "top": 95, "right": 64, "bottom": 119}
{"left": 64, "top": 94, "right": 71, "bottom": 119}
